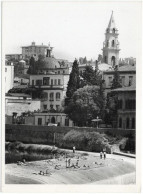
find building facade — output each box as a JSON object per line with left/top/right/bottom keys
{"left": 22, "top": 42, "right": 53, "bottom": 60}
{"left": 33, "top": 112, "right": 73, "bottom": 127}
{"left": 6, "top": 54, "right": 22, "bottom": 61}
{"left": 102, "top": 11, "right": 120, "bottom": 67}
{"left": 112, "top": 86, "right": 136, "bottom": 130}
{"left": 5, "top": 62, "right": 14, "bottom": 93}
{"left": 29, "top": 45, "right": 70, "bottom": 111}
{"left": 102, "top": 65, "right": 136, "bottom": 94}
{"left": 5, "top": 93, "right": 41, "bottom": 116}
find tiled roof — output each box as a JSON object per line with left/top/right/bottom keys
{"left": 6, "top": 93, "right": 31, "bottom": 97}
{"left": 112, "top": 85, "right": 136, "bottom": 92}
{"left": 118, "top": 65, "right": 136, "bottom": 71}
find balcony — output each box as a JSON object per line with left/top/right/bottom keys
{"left": 34, "top": 84, "right": 64, "bottom": 89}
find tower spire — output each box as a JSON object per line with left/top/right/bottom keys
{"left": 102, "top": 11, "right": 120, "bottom": 67}
{"left": 107, "top": 11, "right": 116, "bottom": 30}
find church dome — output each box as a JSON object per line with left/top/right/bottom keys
{"left": 37, "top": 57, "right": 60, "bottom": 70}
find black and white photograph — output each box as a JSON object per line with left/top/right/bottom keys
{"left": 1, "top": 0, "right": 142, "bottom": 192}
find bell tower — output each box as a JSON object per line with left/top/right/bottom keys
{"left": 102, "top": 11, "right": 120, "bottom": 67}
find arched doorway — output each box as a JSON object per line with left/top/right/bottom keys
{"left": 51, "top": 117, "right": 55, "bottom": 123}
{"left": 104, "top": 56, "right": 107, "bottom": 63}
{"left": 119, "top": 117, "right": 122, "bottom": 128}
{"left": 111, "top": 56, "right": 116, "bottom": 66}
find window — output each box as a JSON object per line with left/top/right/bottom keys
{"left": 118, "top": 100, "right": 123, "bottom": 109}
{"left": 113, "top": 28, "right": 115, "bottom": 33}
{"left": 126, "top": 118, "right": 130, "bottom": 129}
{"left": 38, "top": 118, "right": 42, "bottom": 125}
{"left": 50, "top": 93, "right": 54, "bottom": 101}
{"left": 36, "top": 80, "right": 42, "bottom": 86}
{"left": 56, "top": 105, "right": 60, "bottom": 111}
{"left": 125, "top": 99, "right": 135, "bottom": 110}
{"left": 56, "top": 92, "right": 60, "bottom": 101}
{"left": 54, "top": 79, "right": 57, "bottom": 85}
{"left": 132, "top": 118, "right": 135, "bottom": 129}
{"left": 43, "top": 105, "right": 47, "bottom": 110}
{"left": 32, "top": 80, "right": 34, "bottom": 86}
{"left": 58, "top": 79, "right": 61, "bottom": 85}
{"left": 112, "top": 40, "right": 115, "bottom": 47}
{"left": 51, "top": 79, "right": 53, "bottom": 85}
{"left": 65, "top": 118, "right": 69, "bottom": 126}
{"left": 51, "top": 117, "right": 55, "bottom": 123}
{"left": 41, "top": 92, "right": 48, "bottom": 100}
{"left": 43, "top": 77, "right": 50, "bottom": 85}
{"left": 50, "top": 105, "right": 53, "bottom": 109}
{"left": 129, "top": 76, "right": 133, "bottom": 86}
{"left": 108, "top": 77, "right": 112, "bottom": 86}
{"left": 119, "top": 117, "right": 122, "bottom": 128}
{"left": 106, "top": 40, "right": 109, "bottom": 47}
{"left": 120, "top": 76, "right": 125, "bottom": 86}
{"left": 5, "top": 68, "right": 7, "bottom": 72}
{"left": 58, "top": 71, "right": 60, "bottom": 74}
{"left": 63, "top": 70, "right": 65, "bottom": 74}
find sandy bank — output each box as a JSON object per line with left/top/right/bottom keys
{"left": 5, "top": 153, "right": 135, "bottom": 184}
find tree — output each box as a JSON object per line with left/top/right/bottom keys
{"left": 104, "top": 65, "right": 122, "bottom": 127}
{"left": 104, "top": 66, "right": 122, "bottom": 127}
{"left": 81, "top": 65, "right": 102, "bottom": 86}
{"left": 65, "top": 85, "right": 105, "bottom": 126}
{"left": 104, "top": 91, "right": 118, "bottom": 127}
{"left": 83, "top": 56, "right": 87, "bottom": 64}
{"left": 65, "top": 59, "right": 81, "bottom": 105}
{"left": 111, "top": 66, "right": 122, "bottom": 89}
{"left": 27, "top": 57, "right": 36, "bottom": 74}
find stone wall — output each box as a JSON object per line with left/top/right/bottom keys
{"left": 6, "top": 124, "right": 135, "bottom": 145}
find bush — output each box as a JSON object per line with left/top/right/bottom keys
{"left": 60, "top": 130, "right": 111, "bottom": 153}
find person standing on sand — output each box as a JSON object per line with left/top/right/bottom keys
{"left": 100, "top": 151, "right": 103, "bottom": 159}
{"left": 68, "top": 158, "right": 71, "bottom": 167}
{"left": 103, "top": 151, "right": 106, "bottom": 159}
{"left": 73, "top": 146, "right": 76, "bottom": 153}
{"left": 65, "top": 157, "right": 68, "bottom": 168}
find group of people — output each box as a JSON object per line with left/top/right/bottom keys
{"left": 100, "top": 150, "right": 106, "bottom": 159}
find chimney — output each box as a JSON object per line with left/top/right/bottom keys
{"left": 32, "top": 42, "right": 35, "bottom": 46}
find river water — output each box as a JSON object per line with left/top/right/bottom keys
{"left": 5, "top": 151, "right": 53, "bottom": 164}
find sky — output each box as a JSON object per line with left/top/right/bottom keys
{"left": 2, "top": 1, "right": 142, "bottom": 62}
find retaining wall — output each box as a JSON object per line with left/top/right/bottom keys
{"left": 5, "top": 124, "right": 135, "bottom": 145}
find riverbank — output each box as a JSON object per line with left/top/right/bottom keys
{"left": 5, "top": 151, "right": 135, "bottom": 184}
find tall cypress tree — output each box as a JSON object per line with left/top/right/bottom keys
{"left": 111, "top": 65, "right": 122, "bottom": 89}
{"left": 27, "top": 57, "right": 36, "bottom": 74}
{"left": 65, "top": 59, "right": 80, "bottom": 105}
{"left": 82, "top": 65, "right": 101, "bottom": 86}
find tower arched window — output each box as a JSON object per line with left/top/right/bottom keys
{"left": 126, "top": 117, "right": 130, "bottom": 129}
{"left": 111, "top": 56, "right": 116, "bottom": 66}
{"left": 119, "top": 117, "right": 122, "bottom": 128}
{"left": 113, "top": 28, "right": 115, "bottom": 33}
{"left": 112, "top": 40, "right": 115, "bottom": 47}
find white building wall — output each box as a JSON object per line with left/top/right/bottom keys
{"left": 5, "top": 98, "right": 41, "bottom": 116}
{"left": 5, "top": 65, "right": 14, "bottom": 93}
{"left": 103, "top": 72, "right": 136, "bottom": 88}
{"left": 34, "top": 113, "right": 73, "bottom": 127}
{"left": 30, "top": 74, "right": 70, "bottom": 111}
